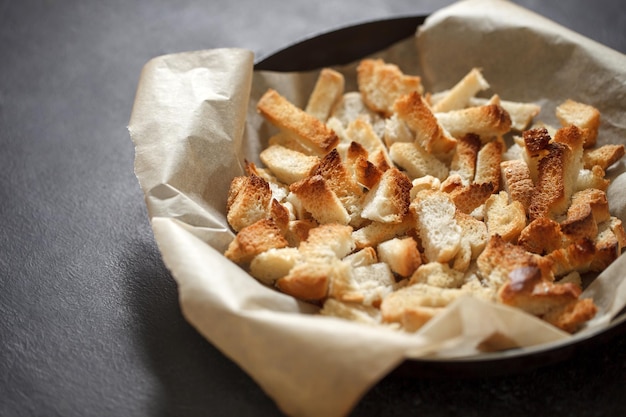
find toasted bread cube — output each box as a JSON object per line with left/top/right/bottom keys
{"left": 500, "top": 159, "right": 534, "bottom": 211}
{"left": 394, "top": 91, "right": 457, "bottom": 156}
{"left": 289, "top": 175, "right": 350, "bottom": 225}
{"left": 484, "top": 191, "right": 526, "bottom": 243}
{"left": 344, "top": 118, "right": 392, "bottom": 170}
{"left": 431, "top": 68, "right": 490, "bottom": 113}
{"left": 224, "top": 219, "right": 289, "bottom": 265}
{"left": 518, "top": 218, "right": 564, "bottom": 255}
{"left": 305, "top": 68, "right": 345, "bottom": 122}
{"left": 583, "top": 144, "right": 625, "bottom": 170}
{"left": 389, "top": 141, "right": 449, "bottom": 181}
{"left": 435, "top": 104, "right": 512, "bottom": 142}
{"left": 260, "top": 144, "right": 320, "bottom": 185}
{"left": 226, "top": 174, "right": 273, "bottom": 232}
{"left": 470, "top": 97, "right": 541, "bottom": 131}
{"left": 412, "top": 190, "right": 462, "bottom": 263}
{"left": 449, "top": 134, "right": 481, "bottom": 186}
{"left": 357, "top": 58, "right": 423, "bottom": 117}
{"left": 377, "top": 237, "right": 422, "bottom": 278}
{"left": 556, "top": 99, "right": 600, "bottom": 148}
{"left": 474, "top": 140, "right": 503, "bottom": 189}
{"left": 257, "top": 89, "right": 339, "bottom": 154}
{"left": 249, "top": 247, "right": 302, "bottom": 286}
{"left": 361, "top": 168, "right": 412, "bottom": 224}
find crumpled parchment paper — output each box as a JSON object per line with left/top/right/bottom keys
{"left": 128, "top": 1, "right": 626, "bottom": 416}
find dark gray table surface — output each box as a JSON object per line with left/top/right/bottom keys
{"left": 2, "top": 1, "right": 626, "bottom": 416}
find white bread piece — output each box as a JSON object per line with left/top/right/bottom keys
{"left": 389, "top": 141, "right": 449, "bottom": 181}
{"left": 342, "top": 247, "right": 378, "bottom": 268}
{"left": 330, "top": 262, "right": 396, "bottom": 307}
{"left": 345, "top": 141, "right": 384, "bottom": 191}
{"left": 245, "top": 160, "right": 290, "bottom": 203}
{"left": 560, "top": 188, "right": 610, "bottom": 242}
{"left": 469, "top": 97, "right": 540, "bottom": 131}
{"left": 590, "top": 216, "right": 626, "bottom": 271}
{"left": 556, "top": 99, "right": 601, "bottom": 148}
{"left": 431, "top": 68, "right": 490, "bottom": 113}
{"left": 320, "top": 298, "right": 382, "bottom": 326}
{"left": 356, "top": 58, "right": 423, "bottom": 117}
{"left": 344, "top": 118, "right": 392, "bottom": 170}
{"left": 576, "top": 166, "right": 610, "bottom": 192}
{"left": 409, "top": 262, "right": 465, "bottom": 288}
{"left": 411, "top": 190, "right": 462, "bottom": 263}
{"left": 226, "top": 174, "right": 273, "bottom": 232}
{"left": 410, "top": 175, "right": 442, "bottom": 200}
{"left": 330, "top": 92, "right": 386, "bottom": 138}
{"left": 224, "top": 219, "right": 289, "bottom": 266}
{"left": 500, "top": 159, "right": 534, "bottom": 211}
{"left": 435, "top": 104, "right": 512, "bottom": 142}
{"left": 455, "top": 211, "right": 488, "bottom": 259}
{"left": 299, "top": 223, "right": 355, "bottom": 260}
{"left": 484, "top": 191, "right": 527, "bottom": 243}
{"left": 352, "top": 214, "right": 416, "bottom": 249}
{"left": 518, "top": 217, "right": 564, "bottom": 255}
{"left": 360, "top": 167, "right": 412, "bottom": 224}
{"left": 249, "top": 247, "right": 302, "bottom": 286}
{"left": 305, "top": 68, "right": 345, "bottom": 122}
{"left": 277, "top": 257, "right": 347, "bottom": 301}
{"left": 528, "top": 126, "right": 584, "bottom": 221}
{"left": 380, "top": 283, "right": 465, "bottom": 332}
{"left": 377, "top": 237, "right": 422, "bottom": 278}
{"left": 312, "top": 148, "right": 364, "bottom": 223}
{"left": 394, "top": 91, "right": 457, "bottom": 156}
{"left": 289, "top": 175, "right": 351, "bottom": 225}
{"left": 474, "top": 140, "right": 503, "bottom": 189}
{"left": 383, "top": 113, "right": 414, "bottom": 147}
{"left": 260, "top": 144, "right": 320, "bottom": 185}
{"left": 257, "top": 89, "right": 339, "bottom": 154}
{"left": 448, "top": 133, "right": 481, "bottom": 186}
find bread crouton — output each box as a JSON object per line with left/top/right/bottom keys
{"left": 443, "top": 180, "right": 495, "bottom": 214}
{"left": 412, "top": 190, "right": 462, "bottom": 263}
{"left": 449, "top": 133, "right": 481, "bottom": 186}
{"left": 277, "top": 258, "right": 347, "bottom": 301}
{"left": 289, "top": 175, "right": 351, "bottom": 225}
{"left": 497, "top": 265, "right": 597, "bottom": 332}
{"left": 409, "top": 262, "right": 465, "bottom": 288}
{"left": 528, "top": 141, "right": 575, "bottom": 221}
{"left": 431, "top": 68, "right": 490, "bottom": 113}
{"left": 484, "top": 191, "right": 526, "bottom": 243}
{"left": 344, "top": 118, "right": 392, "bottom": 171}
{"left": 560, "top": 188, "right": 610, "bottom": 242}
{"left": 380, "top": 283, "right": 465, "bottom": 332}
{"left": 260, "top": 144, "right": 320, "bottom": 185}
{"left": 474, "top": 140, "right": 503, "bottom": 189}
{"left": 500, "top": 159, "right": 534, "bottom": 211}
{"left": 469, "top": 97, "right": 541, "bottom": 131}
{"left": 357, "top": 58, "right": 423, "bottom": 117}
{"left": 389, "top": 141, "right": 449, "bottom": 181}
{"left": 345, "top": 141, "right": 384, "bottom": 190}
{"left": 330, "top": 262, "right": 397, "bottom": 307}
{"left": 377, "top": 237, "right": 422, "bottom": 278}
{"left": 352, "top": 215, "right": 416, "bottom": 250}
{"left": 305, "top": 68, "right": 345, "bottom": 122}
{"left": 257, "top": 89, "right": 339, "bottom": 154}
{"left": 583, "top": 144, "right": 625, "bottom": 170}
{"left": 249, "top": 247, "right": 302, "bottom": 285}
{"left": 518, "top": 218, "right": 564, "bottom": 255}
{"left": 361, "top": 168, "right": 412, "bottom": 224}
{"left": 589, "top": 217, "right": 626, "bottom": 271}
{"left": 394, "top": 91, "right": 457, "bottom": 156}
{"left": 226, "top": 174, "right": 273, "bottom": 232}
{"left": 224, "top": 218, "right": 289, "bottom": 265}
{"left": 435, "top": 104, "right": 512, "bottom": 142}
{"left": 556, "top": 99, "right": 601, "bottom": 148}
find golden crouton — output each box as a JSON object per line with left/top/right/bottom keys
{"left": 356, "top": 58, "right": 423, "bottom": 117}
{"left": 257, "top": 89, "right": 339, "bottom": 154}
{"left": 556, "top": 99, "right": 601, "bottom": 148}
{"left": 305, "top": 68, "right": 345, "bottom": 122}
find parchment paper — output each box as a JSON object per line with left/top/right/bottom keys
{"left": 128, "top": 1, "right": 626, "bottom": 416}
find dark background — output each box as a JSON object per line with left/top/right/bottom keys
{"left": 2, "top": 1, "right": 625, "bottom": 416}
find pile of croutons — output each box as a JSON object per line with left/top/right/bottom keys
{"left": 224, "top": 59, "right": 625, "bottom": 333}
